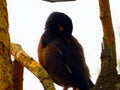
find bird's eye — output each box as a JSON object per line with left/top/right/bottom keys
{"left": 59, "top": 25, "right": 64, "bottom": 32}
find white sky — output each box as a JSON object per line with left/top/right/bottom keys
{"left": 7, "top": 0, "right": 120, "bottom": 90}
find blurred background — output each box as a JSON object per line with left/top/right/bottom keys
{"left": 7, "top": 0, "right": 120, "bottom": 89}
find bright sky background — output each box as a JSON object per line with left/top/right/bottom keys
{"left": 7, "top": 0, "right": 120, "bottom": 90}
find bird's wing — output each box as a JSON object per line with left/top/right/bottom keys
{"left": 57, "top": 37, "right": 91, "bottom": 90}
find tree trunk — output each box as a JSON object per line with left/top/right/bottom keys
{"left": 0, "top": 0, "right": 13, "bottom": 90}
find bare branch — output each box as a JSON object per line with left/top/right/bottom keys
{"left": 93, "top": 0, "right": 120, "bottom": 90}
{"left": 10, "top": 42, "right": 56, "bottom": 90}
{"left": 13, "top": 60, "right": 24, "bottom": 90}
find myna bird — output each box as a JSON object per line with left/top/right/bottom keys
{"left": 38, "top": 12, "right": 94, "bottom": 90}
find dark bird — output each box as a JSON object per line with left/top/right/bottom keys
{"left": 38, "top": 12, "right": 94, "bottom": 90}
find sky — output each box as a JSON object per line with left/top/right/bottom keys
{"left": 7, "top": 0, "right": 120, "bottom": 90}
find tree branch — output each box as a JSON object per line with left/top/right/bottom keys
{"left": 13, "top": 60, "right": 24, "bottom": 90}
{"left": 93, "top": 0, "right": 120, "bottom": 90}
{"left": 10, "top": 42, "right": 55, "bottom": 90}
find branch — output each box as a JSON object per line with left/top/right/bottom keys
{"left": 13, "top": 60, "right": 24, "bottom": 90}
{"left": 93, "top": 0, "right": 120, "bottom": 90}
{"left": 99, "top": 0, "right": 117, "bottom": 75}
{"left": 10, "top": 42, "right": 55, "bottom": 90}
{"left": 99, "top": 0, "right": 116, "bottom": 64}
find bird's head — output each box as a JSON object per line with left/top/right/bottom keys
{"left": 45, "top": 12, "right": 73, "bottom": 38}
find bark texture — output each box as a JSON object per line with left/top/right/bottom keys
{"left": 0, "top": 0, "right": 13, "bottom": 90}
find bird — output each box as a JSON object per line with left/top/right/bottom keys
{"left": 38, "top": 12, "right": 94, "bottom": 90}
